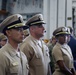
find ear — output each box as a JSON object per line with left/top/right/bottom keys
{"left": 30, "top": 26, "right": 35, "bottom": 32}
{"left": 6, "top": 30, "right": 11, "bottom": 36}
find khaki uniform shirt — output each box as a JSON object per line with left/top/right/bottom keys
{"left": 20, "top": 35, "right": 50, "bottom": 75}
{"left": 52, "top": 43, "right": 74, "bottom": 75}
{"left": 0, "top": 43, "right": 29, "bottom": 75}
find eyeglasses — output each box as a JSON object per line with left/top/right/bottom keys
{"left": 12, "top": 28, "right": 24, "bottom": 32}
{"left": 2, "top": 39, "right": 7, "bottom": 41}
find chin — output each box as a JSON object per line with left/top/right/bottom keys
{"left": 42, "top": 34, "right": 44, "bottom": 37}
{"left": 17, "top": 40, "right": 23, "bottom": 43}
{"left": 40, "top": 35, "right": 44, "bottom": 38}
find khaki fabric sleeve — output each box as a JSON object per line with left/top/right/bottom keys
{"left": 20, "top": 43, "right": 35, "bottom": 62}
{"left": 0, "top": 52, "right": 8, "bottom": 75}
{"left": 52, "top": 47, "right": 63, "bottom": 62}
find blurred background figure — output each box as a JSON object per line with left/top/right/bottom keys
{"left": 47, "top": 36, "right": 57, "bottom": 47}
{"left": 23, "top": 29, "right": 29, "bottom": 39}
{"left": 47, "top": 36, "right": 57, "bottom": 73}
{"left": 0, "top": 33, "right": 7, "bottom": 48}
{"left": 43, "top": 39, "right": 49, "bottom": 44}
{"left": 68, "top": 26, "right": 76, "bottom": 70}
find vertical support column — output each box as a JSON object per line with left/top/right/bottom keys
{"left": 49, "top": 0, "right": 57, "bottom": 37}
{"left": 56, "top": 0, "right": 59, "bottom": 28}
{"left": 43, "top": 0, "right": 57, "bottom": 38}
{"left": 67, "top": 0, "right": 72, "bottom": 27}
{"left": 43, "top": 0, "right": 50, "bottom": 39}
{"left": 57, "top": 0, "right": 66, "bottom": 27}
{"left": 65, "top": 0, "right": 67, "bottom": 26}
{"left": 43, "top": 0, "right": 72, "bottom": 39}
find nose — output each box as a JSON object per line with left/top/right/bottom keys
{"left": 42, "top": 26, "right": 45, "bottom": 31}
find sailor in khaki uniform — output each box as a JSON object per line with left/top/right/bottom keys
{"left": 52, "top": 27, "right": 76, "bottom": 75}
{"left": 20, "top": 14, "right": 51, "bottom": 75}
{"left": 0, "top": 14, "right": 29, "bottom": 75}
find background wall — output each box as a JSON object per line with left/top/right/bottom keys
{"left": 0, "top": 0, "right": 73, "bottom": 39}
{"left": 43, "top": 0, "right": 72, "bottom": 39}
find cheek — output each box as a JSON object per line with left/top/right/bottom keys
{"left": 11, "top": 33, "right": 19, "bottom": 39}
{"left": 13, "top": 32, "right": 20, "bottom": 36}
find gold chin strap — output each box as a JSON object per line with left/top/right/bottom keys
{"left": 7, "top": 23, "right": 25, "bottom": 29}
{"left": 56, "top": 32, "right": 69, "bottom": 35}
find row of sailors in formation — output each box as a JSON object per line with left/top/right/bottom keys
{"left": 0, "top": 13, "right": 75, "bottom": 75}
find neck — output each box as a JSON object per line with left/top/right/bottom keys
{"left": 33, "top": 36, "right": 40, "bottom": 40}
{"left": 8, "top": 40, "right": 18, "bottom": 50}
{"left": 31, "top": 34, "right": 40, "bottom": 40}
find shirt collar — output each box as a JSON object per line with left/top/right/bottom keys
{"left": 29, "top": 35, "right": 41, "bottom": 45}
{"left": 4, "top": 43, "right": 20, "bottom": 57}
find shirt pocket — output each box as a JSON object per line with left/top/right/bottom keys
{"left": 10, "top": 62, "right": 19, "bottom": 74}
{"left": 44, "top": 49, "right": 50, "bottom": 62}
{"left": 34, "top": 57, "right": 42, "bottom": 66}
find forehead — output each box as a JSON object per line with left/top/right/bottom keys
{"left": 34, "top": 24, "right": 45, "bottom": 27}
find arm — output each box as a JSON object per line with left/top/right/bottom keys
{"left": 0, "top": 52, "right": 8, "bottom": 75}
{"left": 22, "top": 44, "right": 34, "bottom": 62}
{"left": 57, "top": 60, "right": 73, "bottom": 75}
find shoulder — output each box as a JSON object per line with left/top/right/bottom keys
{"left": 0, "top": 48, "right": 9, "bottom": 65}
{"left": 52, "top": 43, "right": 62, "bottom": 54}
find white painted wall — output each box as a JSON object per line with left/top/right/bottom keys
{"left": 43, "top": 0, "right": 51, "bottom": 39}
{"left": 58, "top": 0, "right": 66, "bottom": 27}
{"left": 43, "top": 0, "right": 72, "bottom": 39}
{"left": 72, "top": 0, "right": 76, "bottom": 37}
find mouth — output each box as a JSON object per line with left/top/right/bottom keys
{"left": 20, "top": 36, "right": 24, "bottom": 40}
